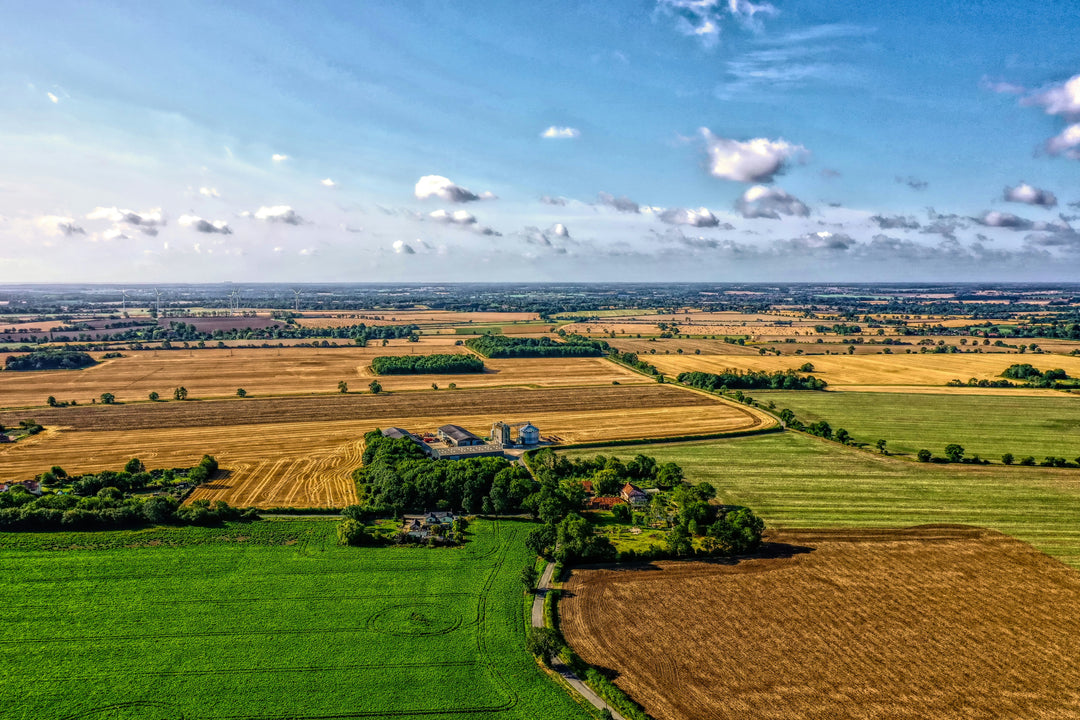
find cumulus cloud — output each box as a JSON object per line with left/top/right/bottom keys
{"left": 778, "top": 230, "right": 855, "bottom": 252}
{"left": 428, "top": 208, "right": 500, "bottom": 236}
{"left": 523, "top": 224, "right": 572, "bottom": 248}
{"left": 700, "top": 128, "right": 808, "bottom": 183}
{"left": 178, "top": 214, "right": 232, "bottom": 234}
{"left": 414, "top": 175, "right": 481, "bottom": 203}
{"left": 1024, "top": 74, "right": 1080, "bottom": 119}
{"left": 974, "top": 210, "right": 1035, "bottom": 230}
{"left": 271, "top": 153, "right": 289, "bottom": 163}
{"left": 540, "top": 195, "right": 569, "bottom": 206}
{"left": 896, "top": 176, "right": 929, "bottom": 191}
{"left": 86, "top": 206, "right": 165, "bottom": 235}
{"left": 321, "top": 178, "right": 337, "bottom": 187}
{"left": 871, "top": 214, "right": 921, "bottom": 230}
{"left": 37, "top": 215, "right": 85, "bottom": 236}
{"left": 1046, "top": 123, "right": 1080, "bottom": 159}
{"left": 656, "top": 0, "right": 777, "bottom": 48}
{"left": 1004, "top": 182, "right": 1057, "bottom": 208}
{"left": 541, "top": 126, "right": 581, "bottom": 139}
{"left": 551, "top": 223, "right": 570, "bottom": 238}
{"left": 659, "top": 207, "right": 725, "bottom": 227}
{"left": 253, "top": 205, "right": 303, "bottom": 225}
{"left": 393, "top": 240, "right": 416, "bottom": 255}
{"left": 101, "top": 227, "right": 131, "bottom": 241}
{"left": 736, "top": 185, "right": 809, "bottom": 219}
{"left": 597, "top": 192, "right": 641, "bottom": 213}
{"left": 199, "top": 187, "right": 221, "bottom": 198}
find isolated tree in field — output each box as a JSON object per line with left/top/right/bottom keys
{"left": 173, "top": 386, "right": 188, "bottom": 401}
{"left": 944, "top": 444, "right": 965, "bottom": 463}
{"left": 448, "top": 382, "right": 456, "bottom": 390}
{"left": 876, "top": 439, "right": 888, "bottom": 454}
{"left": 368, "top": 380, "right": 382, "bottom": 394}
{"left": 1002, "top": 453, "right": 1014, "bottom": 465}
{"left": 337, "top": 380, "right": 348, "bottom": 394}
{"left": 124, "top": 458, "right": 144, "bottom": 474}
{"left": 100, "top": 392, "right": 116, "bottom": 405}
{"left": 431, "top": 382, "right": 438, "bottom": 390}
{"left": 46, "top": 396, "right": 57, "bottom": 407}
{"left": 148, "top": 391, "right": 160, "bottom": 402}
{"left": 799, "top": 362, "right": 815, "bottom": 372}
{"left": 236, "top": 388, "right": 247, "bottom": 398}
{"left": 520, "top": 565, "right": 539, "bottom": 592}
{"left": 917, "top": 449, "right": 932, "bottom": 462}
{"left": 835, "top": 428, "right": 851, "bottom": 445}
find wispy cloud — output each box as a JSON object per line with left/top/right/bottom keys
{"left": 86, "top": 206, "right": 165, "bottom": 235}
{"left": 321, "top": 178, "right": 337, "bottom": 187}
{"left": 198, "top": 187, "right": 221, "bottom": 198}
{"left": 271, "top": 154, "right": 289, "bottom": 163}
{"left": 541, "top": 126, "right": 581, "bottom": 139}
{"left": 896, "top": 175, "right": 929, "bottom": 191}
{"left": 179, "top": 214, "right": 232, "bottom": 234}
{"left": 37, "top": 215, "right": 85, "bottom": 236}
{"left": 655, "top": 0, "right": 778, "bottom": 49}
{"left": 596, "top": 192, "right": 641, "bottom": 213}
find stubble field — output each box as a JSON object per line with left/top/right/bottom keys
{"left": 560, "top": 526, "right": 1080, "bottom": 720}
{"left": 1, "top": 385, "right": 772, "bottom": 508}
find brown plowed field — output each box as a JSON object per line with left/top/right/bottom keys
{"left": 0, "top": 346, "right": 645, "bottom": 408}
{"left": 0, "top": 385, "right": 772, "bottom": 507}
{"left": 561, "top": 526, "right": 1080, "bottom": 720}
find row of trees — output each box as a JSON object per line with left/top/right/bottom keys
{"left": 528, "top": 448, "right": 684, "bottom": 492}
{"left": 607, "top": 350, "right": 661, "bottom": 376}
{"left": 1001, "top": 363, "right": 1071, "bottom": 387}
{"left": 678, "top": 369, "right": 827, "bottom": 391}
{"left": 4, "top": 350, "right": 95, "bottom": 371}
{"left": 370, "top": 354, "right": 484, "bottom": 375}
{"left": 465, "top": 334, "right": 607, "bottom": 358}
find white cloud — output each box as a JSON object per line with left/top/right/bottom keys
{"left": 541, "top": 126, "right": 581, "bottom": 139}
{"left": 179, "top": 214, "right": 233, "bottom": 234}
{"left": 659, "top": 207, "right": 724, "bottom": 227}
{"left": 414, "top": 175, "right": 481, "bottom": 203}
{"left": 552, "top": 223, "right": 570, "bottom": 238}
{"left": 871, "top": 214, "right": 921, "bottom": 230}
{"left": 46, "top": 92, "right": 59, "bottom": 104}
{"left": 393, "top": 240, "right": 416, "bottom": 254}
{"left": 701, "top": 128, "right": 808, "bottom": 183}
{"left": 86, "top": 206, "right": 165, "bottom": 235}
{"left": 540, "top": 195, "right": 569, "bottom": 206}
{"left": 656, "top": 0, "right": 777, "bottom": 49}
{"left": 597, "top": 192, "right": 641, "bottom": 213}
{"left": 321, "top": 178, "right": 337, "bottom": 187}
{"left": 1004, "top": 182, "right": 1057, "bottom": 208}
{"left": 37, "top": 215, "right": 85, "bottom": 236}
{"left": 1046, "top": 123, "right": 1080, "bottom": 159}
{"left": 271, "top": 154, "right": 289, "bottom": 163}
{"left": 101, "top": 227, "right": 131, "bottom": 241}
{"left": 736, "top": 185, "right": 809, "bottom": 219}
{"left": 972, "top": 211, "right": 1070, "bottom": 232}
{"left": 253, "top": 205, "right": 303, "bottom": 225}
{"left": 1024, "top": 74, "right": 1080, "bottom": 118}
{"left": 199, "top": 187, "right": 221, "bottom": 198}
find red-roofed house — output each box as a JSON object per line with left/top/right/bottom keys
{"left": 620, "top": 482, "right": 648, "bottom": 506}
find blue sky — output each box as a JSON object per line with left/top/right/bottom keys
{"left": 2, "top": 0, "right": 1079, "bottom": 282}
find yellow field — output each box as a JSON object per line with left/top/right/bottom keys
{"left": 647, "top": 352, "right": 1080, "bottom": 390}
{"left": 0, "top": 345, "right": 651, "bottom": 408}
{"left": 0, "top": 386, "right": 772, "bottom": 507}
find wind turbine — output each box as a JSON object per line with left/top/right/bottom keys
{"left": 121, "top": 289, "right": 129, "bottom": 313}
{"left": 154, "top": 289, "right": 163, "bottom": 317}
{"left": 292, "top": 289, "right": 301, "bottom": 313}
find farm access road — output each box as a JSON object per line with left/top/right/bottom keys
{"left": 532, "top": 563, "right": 627, "bottom": 720}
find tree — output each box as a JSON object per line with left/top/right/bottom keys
{"left": 173, "top": 386, "right": 188, "bottom": 401}
{"left": 337, "top": 380, "right": 348, "bottom": 394}
{"left": 1001, "top": 453, "right": 1014, "bottom": 465}
{"left": 592, "top": 468, "right": 622, "bottom": 497}
{"left": 656, "top": 462, "right": 684, "bottom": 489}
{"left": 525, "top": 627, "right": 562, "bottom": 665}
{"left": 431, "top": 383, "right": 439, "bottom": 390}
{"left": 124, "top": 458, "right": 144, "bottom": 474}
{"left": 520, "top": 565, "right": 539, "bottom": 592}
{"left": 46, "top": 396, "right": 58, "bottom": 407}
{"left": 448, "top": 382, "right": 457, "bottom": 390}
{"left": 100, "top": 392, "right": 116, "bottom": 405}
{"left": 708, "top": 508, "right": 765, "bottom": 554}
{"left": 917, "top": 449, "right": 932, "bottom": 462}
{"left": 236, "top": 388, "right": 247, "bottom": 398}
{"left": 876, "top": 439, "right": 888, "bottom": 454}
{"left": 944, "top": 443, "right": 965, "bottom": 463}
{"left": 799, "top": 362, "right": 815, "bottom": 372}
{"left": 611, "top": 502, "right": 632, "bottom": 523}
{"left": 525, "top": 524, "right": 557, "bottom": 558}
{"left": 666, "top": 523, "right": 694, "bottom": 556}
{"left": 336, "top": 518, "right": 369, "bottom": 546}
{"left": 368, "top": 380, "right": 382, "bottom": 394}
{"left": 835, "top": 428, "right": 851, "bottom": 445}
{"left": 148, "top": 391, "right": 160, "bottom": 402}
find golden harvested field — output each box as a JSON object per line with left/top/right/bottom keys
{"left": 561, "top": 526, "right": 1080, "bottom": 720}
{"left": 0, "top": 346, "right": 647, "bottom": 408}
{"left": 647, "top": 352, "right": 1080, "bottom": 390}
{"left": 0, "top": 385, "right": 772, "bottom": 507}
{"left": 295, "top": 310, "right": 539, "bottom": 327}
{"left": 610, "top": 338, "right": 763, "bottom": 355}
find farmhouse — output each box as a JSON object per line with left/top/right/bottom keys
{"left": 621, "top": 482, "right": 648, "bottom": 506}
{"left": 588, "top": 496, "right": 626, "bottom": 511}
{"left": 0, "top": 480, "right": 42, "bottom": 495}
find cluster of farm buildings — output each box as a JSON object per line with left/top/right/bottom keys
{"left": 382, "top": 420, "right": 542, "bottom": 460}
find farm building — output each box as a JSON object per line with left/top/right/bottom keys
{"left": 518, "top": 423, "right": 540, "bottom": 445}
{"left": 587, "top": 496, "right": 626, "bottom": 511}
{"left": 490, "top": 421, "right": 542, "bottom": 447}
{"left": 381, "top": 427, "right": 430, "bottom": 453}
{"left": 620, "top": 483, "right": 648, "bottom": 506}
{"left": 438, "top": 425, "right": 485, "bottom": 447}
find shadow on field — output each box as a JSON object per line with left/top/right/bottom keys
{"left": 200, "top": 469, "right": 234, "bottom": 490}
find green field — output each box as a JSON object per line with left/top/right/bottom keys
{"left": 759, "top": 390, "right": 1080, "bottom": 461}
{"left": 0, "top": 519, "right": 591, "bottom": 720}
{"left": 564, "top": 432, "right": 1080, "bottom": 569}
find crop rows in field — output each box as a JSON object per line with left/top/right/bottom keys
{"left": 561, "top": 526, "right": 1080, "bottom": 720}
{"left": 0, "top": 520, "right": 591, "bottom": 720}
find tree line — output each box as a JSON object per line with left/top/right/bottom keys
{"left": 4, "top": 350, "right": 96, "bottom": 371}
{"left": 678, "top": 369, "right": 827, "bottom": 391}
{"left": 370, "top": 354, "right": 484, "bottom": 375}
{"left": 465, "top": 334, "right": 608, "bottom": 358}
